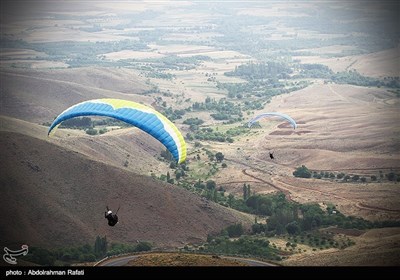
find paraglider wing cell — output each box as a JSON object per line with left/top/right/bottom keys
{"left": 248, "top": 112, "right": 297, "bottom": 129}
{"left": 48, "top": 99, "right": 187, "bottom": 163}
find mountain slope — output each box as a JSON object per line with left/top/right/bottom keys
{"left": 0, "top": 67, "right": 153, "bottom": 123}
{"left": 0, "top": 131, "right": 252, "bottom": 249}
{"left": 0, "top": 115, "right": 172, "bottom": 176}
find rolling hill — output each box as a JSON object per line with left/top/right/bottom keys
{"left": 0, "top": 129, "right": 252, "bottom": 250}
{"left": 0, "top": 67, "right": 153, "bottom": 123}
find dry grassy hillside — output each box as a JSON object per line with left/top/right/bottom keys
{"left": 212, "top": 82, "right": 400, "bottom": 221}
{"left": 0, "top": 67, "right": 153, "bottom": 123}
{"left": 293, "top": 47, "right": 399, "bottom": 78}
{"left": 51, "top": 128, "right": 171, "bottom": 176}
{"left": 0, "top": 131, "right": 252, "bottom": 250}
{"left": 283, "top": 227, "right": 400, "bottom": 266}
{"left": 0, "top": 115, "right": 172, "bottom": 176}
{"left": 223, "top": 83, "right": 400, "bottom": 173}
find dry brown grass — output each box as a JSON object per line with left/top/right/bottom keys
{"left": 0, "top": 67, "right": 153, "bottom": 123}
{"left": 0, "top": 131, "right": 253, "bottom": 250}
{"left": 283, "top": 227, "right": 400, "bottom": 266}
{"left": 293, "top": 46, "right": 400, "bottom": 78}
{"left": 126, "top": 253, "right": 246, "bottom": 266}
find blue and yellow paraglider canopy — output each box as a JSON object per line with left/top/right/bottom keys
{"left": 48, "top": 98, "right": 187, "bottom": 164}
{"left": 248, "top": 112, "right": 297, "bottom": 129}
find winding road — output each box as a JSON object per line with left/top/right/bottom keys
{"left": 96, "top": 253, "right": 276, "bottom": 267}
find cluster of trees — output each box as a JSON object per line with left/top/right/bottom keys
{"left": 183, "top": 117, "right": 204, "bottom": 131}
{"left": 203, "top": 236, "right": 277, "bottom": 259}
{"left": 293, "top": 165, "right": 312, "bottom": 178}
{"left": 145, "top": 71, "right": 175, "bottom": 80}
{"left": 162, "top": 106, "right": 186, "bottom": 121}
{"left": 60, "top": 117, "right": 92, "bottom": 128}
{"left": 157, "top": 149, "right": 190, "bottom": 182}
{"left": 184, "top": 116, "right": 248, "bottom": 143}
{"left": 177, "top": 150, "right": 226, "bottom": 200}
{"left": 19, "top": 39, "right": 148, "bottom": 68}
{"left": 190, "top": 97, "right": 243, "bottom": 122}
{"left": 134, "top": 54, "right": 211, "bottom": 72}
{"left": 242, "top": 184, "right": 251, "bottom": 200}
{"left": 218, "top": 74, "right": 309, "bottom": 100}
{"left": 200, "top": 225, "right": 281, "bottom": 261}
{"left": 191, "top": 179, "right": 224, "bottom": 203}
{"left": 187, "top": 128, "right": 234, "bottom": 143}
{"left": 225, "top": 59, "right": 398, "bottom": 94}
{"left": 249, "top": 193, "right": 400, "bottom": 236}
{"left": 58, "top": 117, "right": 126, "bottom": 135}
{"left": 225, "top": 62, "right": 293, "bottom": 80}
{"left": 186, "top": 182, "right": 249, "bottom": 211}
{"left": 294, "top": 63, "right": 399, "bottom": 88}
{"left": 296, "top": 63, "right": 333, "bottom": 79}
{"left": 159, "top": 166, "right": 189, "bottom": 183}
{"left": 149, "top": 55, "right": 211, "bottom": 71}
{"left": 282, "top": 232, "right": 355, "bottom": 251}
{"left": 293, "top": 165, "right": 400, "bottom": 183}
{"left": 332, "top": 70, "right": 399, "bottom": 88}
{"left": 21, "top": 236, "right": 152, "bottom": 266}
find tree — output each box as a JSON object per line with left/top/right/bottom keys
{"left": 243, "top": 184, "right": 249, "bottom": 200}
{"left": 86, "top": 128, "right": 98, "bottom": 135}
{"left": 352, "top": 175, "right": 359, "bottom": 181}
{"left": 94, "top": 236, "right": 107, "bottom": 258}
{"left": 228, "top": 194, "right": 234, "bottom": 207}
{"left": 387, "top": 172, "right": 396, "bottom": 181}
{"left": 213, "top": 189, "right": 218, "bottom": 202}
{"left": 252, "top": 223, "right": 265, "bottom": 234}
{"left": 226, "top": 224, "right": 243, "bottom": 237}
{"left": 215, "top": 152, "right": 224, "bottom": 162}
{"left": 206, "top": 180, "right": 216, "bottom": 190}
{"left": 61, "top": 116, "right": 92, "bottom": 128}
{"left": 160, "top": 148, "right": 173, "bottom": 161}
{"left": 337, "top": 173, "right": 345, "bottom": 179}
{"left": 136, "top": 242, "right": 152, "bottom": 252}
{"left": 293, "top": 165, "right": 312, "bottom": 178}
{"left": 286, "top": 221, "right": 300, "bottom": 235}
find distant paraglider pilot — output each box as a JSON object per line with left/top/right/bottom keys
{"left": 105, "top": 206, "right": 119, "bottom": 227}
{"left": 269, "top": 152, "right": 274, "bottom": 160}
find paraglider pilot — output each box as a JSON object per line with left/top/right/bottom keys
{"left": 105, "top": 206, "right": 119, "bottom": 226}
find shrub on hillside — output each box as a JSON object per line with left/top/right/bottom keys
{"left": 293, "top": 165, "right": 312, "bottom": 178}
